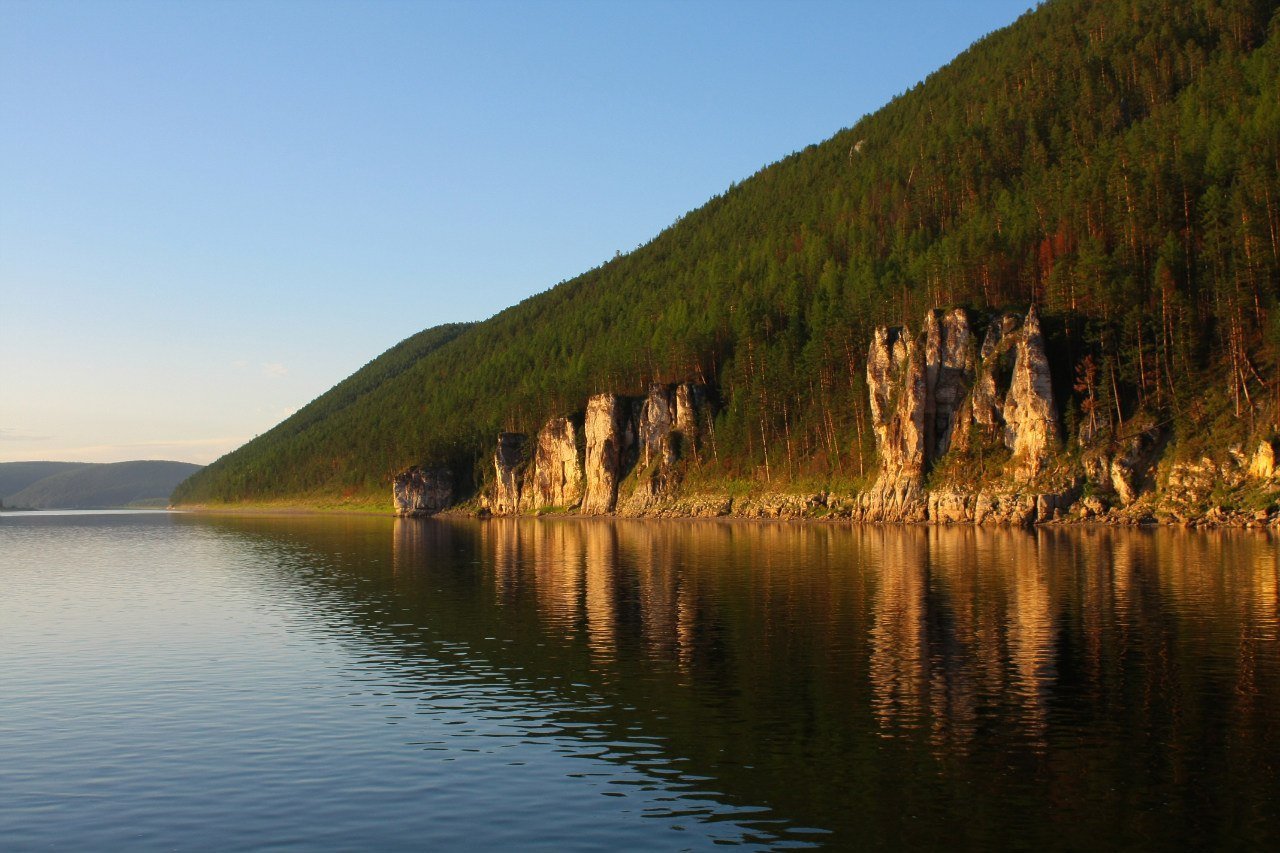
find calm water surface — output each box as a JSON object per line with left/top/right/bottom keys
{"left": 1, "top": 512, "right": 1277, "bottom": 850}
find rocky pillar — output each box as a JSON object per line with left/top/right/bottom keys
{"left": 674, "top": 383, "right": 705, "bottom": 443}
{"left": 862, "top": 324, "right": 928, "bottom": 521}
{"left": 635, "top": 384, "right": 675, "bottom": 469}
{"left": 1002, "top": 305, "right": 1060, "bottom": 479}
{"left": 492, "top": 432, "right": 527, "bottom": 514}
{"left": 530, "top": 417, "right": 583, "bottom": 509}
{"left": 582, "top": 394, "right": 627, "bottom": 514}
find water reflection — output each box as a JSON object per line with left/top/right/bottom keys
{"left": 285, "top": 516, "right": 1279, "bottom": 848}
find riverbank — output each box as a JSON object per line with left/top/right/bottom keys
{"left": 177, "top": 492, "right": 1280, "bottom": 532}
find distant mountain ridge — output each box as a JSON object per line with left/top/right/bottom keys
{"left": 0, "top": 461, "right": 91, "bottom": 499}
{"left": 1, "top": 460, "right": 203, "bottom": 509}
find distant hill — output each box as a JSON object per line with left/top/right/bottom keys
{"left": 174, "top": 0, "right": 1279, "bottom": 508}
{"left": 0, "top": 461, "right": 92, "bottom": 499}
{"left": 1, "top": 461, "right": 203, "bottom": 509}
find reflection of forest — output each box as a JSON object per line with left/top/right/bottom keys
{"left": 395, "top": 518, "right": 1280, "bottom": 764}
{"left": 236, "top": 513, "right": 1280, "bottom": 850}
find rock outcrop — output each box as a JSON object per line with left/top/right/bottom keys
{"left": 581, "top": 394, "right": 630, "bottom": 515}
{"left": 392, "top": 466, "right": 453, "bottom": 516}
{"left": 482, "top": 384, "right": 707, "bottom": 517}
{"left": 862, "top": 306, "right": 1072, "bottom": 525}
{"left": 951, "top": 311, "right": 1020, "bottom": 452}
{"left": 925, "top": 485, "right": 1078, "bottom": 525}
{"left": 492, "top": 432, "right": 528, "bottom": 514}
{"left": 1001, "top": 304, "right": 1060, "bottom": 478}
{"left": 861, "top": 324, "right": 928, "bottom": 521}
{"left": 528, "top": 417, "right": 583, "bottom": 509}
{"left": 674, "top": 382, "right": 705, "bottom": 448}
{"left": 862, "top": 310, "right": 984, "bottom": 521}
{"left": 1250, "top": 440, "right": 1277, "bottom": 480}
{"left": 619, "top": 383, "right": 705, "bottom": 515}
{"left": 924, "top": 308, "right": 977, "bottom": 459}
{"left": 634, "top": 384, "right": 676, "bottom": 470}
{"left": 453, "top": 301, "right": 1273, "bottom": 528}
{"left": 1107, "top": 418, "right": 1165, "bottom": 506}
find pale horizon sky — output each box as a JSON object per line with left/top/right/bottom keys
{"left": 2, "top": 0, "right": 1034, "bottom": 465}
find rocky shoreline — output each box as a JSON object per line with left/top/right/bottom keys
{"left": 432, "top": 491, "right": 1278, "bottom": 532}
{"left": 393, "top": 304, "right": 1279, "bottom": 531}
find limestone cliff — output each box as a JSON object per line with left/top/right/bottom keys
{"left": 1001, "top": 304, "right": 1060, "bottom": 479}
{"left": 865, "top": 306, "right": 1076, "bottom": 524}
{"left": 581, "top": 394, "right": 629, "bottom": 515}
{"left": 951, "top": 311, "right": 1020, "bottom": 452}
{"left": 674, "top": 382, "right": 705, "bottom": 448}
{"left": 634, "top": 384, "right": 676, "bottom": 470}
{"left": 425, "top": 304, "right": 1274, "bottom": 529}
{"left": 860, "top": 324, "right": 928, "bottom": 521}
{"left": 528, "top": 417, "right": 583, "bottom": 509}
{"left": 392, "top": 466, "right": 453, "bottom": 516}
{"left": 1249, "top": 440, "right": 1276, "bottom": 480}
{"left": 924, "top": 308, "right": 977, "bottom": 459}
{"left": 618, "top": 383, "right": 699, "bottom": 516}
{"left": 491, "top": 432, "right": 528, "bottom": 514}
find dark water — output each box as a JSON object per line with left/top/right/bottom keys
{"left": 1, "top": 512, "right": 1277, "bottom": 851}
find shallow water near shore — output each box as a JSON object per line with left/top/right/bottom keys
{"left": 2, "top": 511, "right": 1277, "bottom": 850}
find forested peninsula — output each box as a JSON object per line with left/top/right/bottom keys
{"left": 173, "top": 0, "right": 1280, "bottom": 528}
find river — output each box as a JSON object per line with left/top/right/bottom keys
{"left": 1, "top": 511, "right": 1276, "bottom": 850}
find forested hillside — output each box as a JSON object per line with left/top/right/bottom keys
{"left": 173, "top": 0, "right": 1280, "bottom": 508}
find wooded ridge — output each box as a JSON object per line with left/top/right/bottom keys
{"left": 172, "top": 0, "right": 1280, "bottom": 525}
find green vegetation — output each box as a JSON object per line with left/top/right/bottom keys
{"left": 173, "top": 0, "right": 1280, "bottom": 508}
{"left": 2, "top": 460, "right": 203, "bottom": 509}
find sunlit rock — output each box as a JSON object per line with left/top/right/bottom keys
{"left": 861, "top": 324, "right": 927, "bottom": 521}
{"left": 529, "top": 417, "right": 583, "bottom": 510}
{"left": 1002, "top": 305, "right": 1060, "bottom": 479}
{"left": 392, "top": 466, "right": 453, "bottom": 517}
{"left": 492, "top": 432, "right": 528, "bottom": 515}
{"left": 582, "top": 394, "right": 629, "bottom": 515}
{"left": 1250, "top": 440, "right": 1276, "bottom": 480}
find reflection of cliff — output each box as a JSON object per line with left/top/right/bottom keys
{"left": 869, "top": 529, "right": 929, "bottom": 731}
{"left": 1005, "top": 533, "right": 1058, "bottom": 743}
{"left": 392, "top": 516, "right": 458, "bottom": 576}
{"left": 866, "top": 526, "right": 1062, "bottom": 750}
{"left": 181, "top": 514, "right": 1280, "bottom": 851}
{"left": 584, "top": 522, "right": 619, "bottom": 664}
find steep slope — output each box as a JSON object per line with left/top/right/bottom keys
{"left": 6, "top": 461, "right": 203, "bottom": 509}
{"left": 174, "top": 323, "right": 471, "bottom": 504}
{"left": 174, "top": 0, "right": 1280, "bottom": 509}
{"left": 0, "top": 462, "right": 91, "bottom": 502}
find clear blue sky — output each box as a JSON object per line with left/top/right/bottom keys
{"left": 1, "top": 0, "right": 1033, "bottom": 464}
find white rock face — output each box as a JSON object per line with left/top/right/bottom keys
{"left": 491, "top": 432, "right": 527, "bottom": 515}
{"left": 618, "top": 383, "right": 707, "bottom": 516}
{"left": 392, "top": 466, "right": 453, "bottom": 516}
{"left": 951, "top": 311, "right": 1021, "bottom": 452}
{"left": 581, "top": 395, "right": 627, "bottom": 515}
{"left": 1002, "top": 305, "right": 1061, "bottom": 479}
{"left": 635, "top": 384, "right": 676, "bottom": 469}
{"left": 1250, "top": 441, "right": 1277, "bottom": 480}
{"left": 674, "top": 383, "right": 704, "bottom": 443}
{"left": 529, "top": 417, "right": 583, "bottom": 509}
{"left": 862, "top": 324, "right": 928, "bottom": 521}
{"left": 861, "top": 306, "right": 1068, "bottom": 524}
